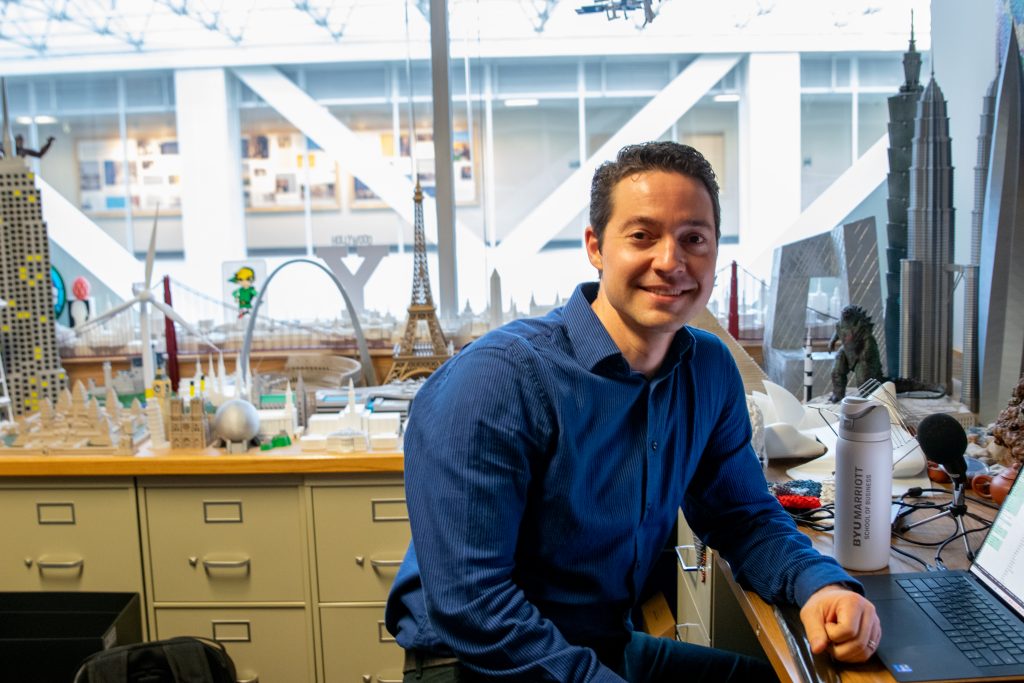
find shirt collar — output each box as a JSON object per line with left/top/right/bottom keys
{"left": 563, "top": 282, "right": 695, "bottom": 376}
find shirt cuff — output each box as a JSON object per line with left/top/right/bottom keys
{"left": 793, "top": 563, "right": 864, "bottom": 605}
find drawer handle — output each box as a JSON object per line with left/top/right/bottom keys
{"left": 37, "top": 557, "right": 84, "bottom": 571}
{"left": 369, "top": 558, "right": 403, "bottom": 569}
{"left": 202, "top": 558, "right": 251, "bottom": 572}
{"left": 674, "top": 545, "right": 703, "bottom": 573}
{"left": 237, "top": 675, "right": 258, "bottom": 683}
{"left": 377, "top": 678, "right": 403, "bottom": 683}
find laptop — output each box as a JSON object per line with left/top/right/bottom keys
{"left": 860, "top": 470, "right": 1024, "bottom": 682}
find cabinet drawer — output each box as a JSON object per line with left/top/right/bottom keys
{"left": 312, "top": 486, "right": 411, "bottom": 602}
{"left": 155, "top": 606, "right": 312, "bottom": 683}
{"left": 0, "top": 487, "right": 142, "bottom": 592}
{"left": 320, "top": 605, "right": 404, "bottom": 683}
{"left": 145, "top": 487, "right": 305, "bottom": 602}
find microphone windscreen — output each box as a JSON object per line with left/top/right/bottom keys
{"left": 916, "top": 413, "right": 968, "bottom": 477}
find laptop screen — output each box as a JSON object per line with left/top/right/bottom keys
{"left": 971, "top": 468, "right": 1024, "bottom": 619}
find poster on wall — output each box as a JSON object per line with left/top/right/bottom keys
{"left": 350, "top": 128, "right": 479, "bottom": 209}
{"left": 242, "top": 132, "right": 339, "bottom": 210}
{"left": 77, "top": 132, "right": 339, "bottom": 215}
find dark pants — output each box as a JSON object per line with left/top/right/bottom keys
{"left": 402, "top": 631, "right": 779, "bottom": 682}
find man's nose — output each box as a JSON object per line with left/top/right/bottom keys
{"left": 653, "top": 237, "right": 684, "bottom": 271}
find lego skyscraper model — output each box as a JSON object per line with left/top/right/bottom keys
{"left": 0, "top": 80, "right": 67, "bottom": 415}
{"left": 899, "top": 74, "right": 956, "bottom": 396}
{"left": 883, "top": 23, "right": 924, "bottom": 377}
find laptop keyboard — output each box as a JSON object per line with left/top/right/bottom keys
{"left": 898, "top": 575, "right": 1024, "bottom": 668}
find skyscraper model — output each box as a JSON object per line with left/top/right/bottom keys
{"left": 979, "top": 27, "right": 1024, "bottom": 422}
{"left": 961, "top": 78, "right": 996, "bottom": 414}
{"left": 0, "top": 79, "right": 67, "bottom": 415}
{"left": 883, "top": 20, "right": 924, "bottom": 378}
{"left": 899, "top": 71, "right": 956, "bottom": 396}
{"left": 384, "top": 183, "right": 451, "bottom": 382}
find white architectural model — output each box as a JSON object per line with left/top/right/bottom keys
{"left": 6, "top": 380, "right": 148, "bottom": 454}
{"left": 301, "top": 380, "right": 401, "bottom": 453}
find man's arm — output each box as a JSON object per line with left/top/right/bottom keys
{"left": 682, "top": 342, "right": 878, "bottom": 661}
{"left": 403, "top": 339, "right": 625, "bottom": 682}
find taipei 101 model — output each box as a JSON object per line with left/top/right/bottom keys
{"left": 0, "top": 79, "right": 67, "bottom": 415}
{"left": 899, "top": 69, "right": 956, "bottom": 396}
{"left": 883, "top": 21, "right": 924, "bottom": 378}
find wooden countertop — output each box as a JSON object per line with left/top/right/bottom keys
{"left": 0, "top": 445, "right": 404, "bottom": 477}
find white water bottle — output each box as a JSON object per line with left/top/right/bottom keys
{"left": 833, "top": 396, "right": 892, "bottom": 571}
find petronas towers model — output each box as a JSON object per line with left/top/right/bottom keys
{"left": 883, "top": 28, "right": 923, "bottom": 378}
{"left": 899, "top": 73, "right": 955, "bottom": 396}
{"left": 0, "top": 81, "right": 67, "bottom": 415}
{"left": 960, "top": 79, "right": 996, "bottom": 414}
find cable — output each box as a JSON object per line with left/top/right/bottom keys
{"left": 889, "top": 544, "right": 932, "bottom": 571}
{"left": 934, "top": 526, "right": 990, "bottom": 570}
{"left": 785, "top": 503, "right": 836, "bottom": 532}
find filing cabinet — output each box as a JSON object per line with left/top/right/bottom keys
{"left": 0, "top": 480, "right": 143, "bottom": 594}
{"left": 310, "top": 481, "right": 409, "bottom": 683}
{"left": 311, "top": 484, "right": 410, "bottom": 602}
{"left": 676, "top": 510, "right": 713, "bottom": 647}
{"left": 141, "top": 480, "right": 315, "bottom": 683}
{"left": 0, "top": 469, "right": 410, "bottom": 683}
{"left": 319, "top": 605, "right": 404, "bottom": 683}
{"left": 155, "top": 606, "right": 313, "bottom": 683}
{"left": 144, "top": 485, "right": 306, "bottom": 603}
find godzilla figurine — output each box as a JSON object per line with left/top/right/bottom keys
{"left": 828, "top": 304, "right": 885, "bottom": 403}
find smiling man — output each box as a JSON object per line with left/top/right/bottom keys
{"left": 385, "top": 141, "right": 879, "bottom": 682}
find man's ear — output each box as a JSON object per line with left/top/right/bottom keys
{"left": 584, "top": 225, "right": 602, "bottom": 272}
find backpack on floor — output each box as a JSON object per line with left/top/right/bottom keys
{"left": 73, "top": 636, "right": 238, "bottom": 683}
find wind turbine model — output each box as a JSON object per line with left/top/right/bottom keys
{"left": 75, "top": 209, "right": 219, "bottom": 400}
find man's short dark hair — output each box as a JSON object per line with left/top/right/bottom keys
{"left": 589, "top": 141, "right": 721, "bottom": 245}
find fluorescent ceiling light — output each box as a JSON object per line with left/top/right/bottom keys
{"left": 503, "top": 98, "right": 539, "bottom": 107}
{"left": 13, "top": 115, "right": 59, "bottom": 125}
{"left": 712, "top": 93, "right": 741, "bottom": 103}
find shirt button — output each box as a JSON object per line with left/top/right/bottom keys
{"left": 650, "top": 441, "right": 658, "bottom": 451}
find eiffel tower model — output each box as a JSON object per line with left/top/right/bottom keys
{"left": 385, "top": 183, "right": 451, "bottom": 382}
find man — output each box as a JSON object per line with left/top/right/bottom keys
{"left": 385, "top": 141, "right": 880, "bottom": 682}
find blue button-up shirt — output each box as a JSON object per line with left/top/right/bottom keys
{"left": 385, "top": 283, "right": 856, "bottom": 682}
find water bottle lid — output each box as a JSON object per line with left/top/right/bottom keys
{"left": 838, "top": 396, "right": 891, "bottom": 440}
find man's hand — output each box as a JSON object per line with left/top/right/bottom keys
{"left": 799, "top": 585, "right": 880, "bottom": 663}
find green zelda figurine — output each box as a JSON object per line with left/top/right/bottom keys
{"left": 828, "top": 304, "right": 884, "bottom": 403}
{"left": 229, "top": 266, "right": 258, "bottom": 319}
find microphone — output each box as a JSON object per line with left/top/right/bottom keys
{"left": 916, "top": 413, "right": 968, "bottom": 483}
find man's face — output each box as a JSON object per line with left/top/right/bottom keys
{"left": 585, "top": 170, "right": 718, "bottom": 347}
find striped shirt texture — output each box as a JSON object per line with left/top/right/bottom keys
{"left": 385, "top": 282, "right": 857, "bottom": 682}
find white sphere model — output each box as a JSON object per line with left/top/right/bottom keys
{"left": 213, "top": 399, "right": 260, "bottom": 443}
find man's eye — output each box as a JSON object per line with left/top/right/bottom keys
{"left": 629, "top": 232, "right": 649, "bottom": 241}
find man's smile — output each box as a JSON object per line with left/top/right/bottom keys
{"left": 639, "top": 285, "right": 694, "bottom": 297}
